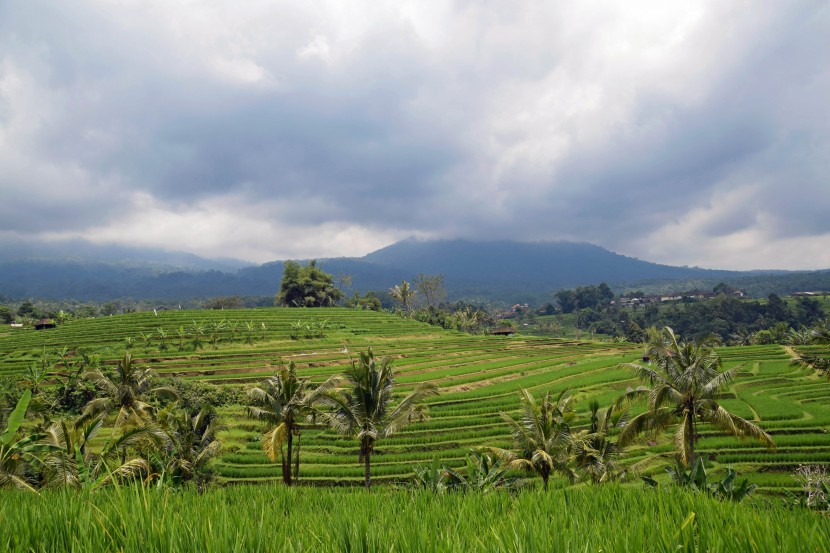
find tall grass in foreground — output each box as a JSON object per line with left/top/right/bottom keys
{"left": 1, "top": 485, "right": 828, "bottom": 552}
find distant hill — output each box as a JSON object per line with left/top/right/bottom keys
{"left": 1, "top": 238, "right": 827, "bottom": 303}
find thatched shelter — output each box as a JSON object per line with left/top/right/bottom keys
{"left": 34, "top": 319, "right": 56, "bottom": 330}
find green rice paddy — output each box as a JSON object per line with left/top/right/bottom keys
{"left": 1, "top": 307, "right": 829, "bottom": 491}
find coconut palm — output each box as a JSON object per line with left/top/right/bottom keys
{"left": 791, "top": 320, "right": 830, "bottom": 378}
{"left": 488, "top": 388, "right": 577, "bottom": 491}
{"left": 571, "top": 400, "right": 629, "bottom": 484}
{"left": 320, "top": 349, "right": 438, "bottom": 489}
{"left": 82, "top": 352, "right": 178, "bottom": 429}
{"left": 618, "top": 326, "right": 775, "bottom": 467}
{"left": 389, "top": 281, "right": 417, "bottom": 311}
{"left": 247, "top": 362, "right": 339, "bottom": 485}
{"left": 42, "top": 415, "right": 161, "bottom": 489}
{"left": 154, "top": 404, "right": 223, "bottom": 489}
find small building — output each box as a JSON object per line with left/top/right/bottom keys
{"left": 34, "top": 319, "right": 56, "bottom": 330}
{"left": 491, "top": 326, "right": 516, "bottom": 336}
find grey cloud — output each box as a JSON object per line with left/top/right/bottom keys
{"left": 0, "top": 1, "right": 828, "bottom": 268}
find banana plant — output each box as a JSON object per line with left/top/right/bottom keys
{"left": 1, "top": 390, "right": 58, "bottom": 492}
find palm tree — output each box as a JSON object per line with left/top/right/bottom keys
{"left": 82, "top": 352, "right": 178, "bottom": 429}
{"left": 571, "top": 400, "right": 629, "bottom": 484}
{"left": 389, "top": 281, "right": 417, "bottom": 311}
{"left": 154, "top": 404, "right": 223, "bottom": 490}
{"left": 320, "top": 349, "right": 438, "bottom": 489}
{"left": 791, "top": 320, "right": 830, "bottom": 378}
{"left": 247, "top": 362, "right": 338, "bottom": 485}
{"left": 618, "top": 326, "right": 775, "bottom": 467}
{"left": 489, "top": 388, "right": 577, "bottom": 491}
{"left": 42, "top": 415, "right": 161, "bottom": 489}
{"left": 1, "top": 390, "right": 57, "bottom": 492}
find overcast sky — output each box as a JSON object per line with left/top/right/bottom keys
{"left": 1, "top": 1, "right": 828, "bottom": 270}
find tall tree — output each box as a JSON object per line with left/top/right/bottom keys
{"left": 618, "top": 326, "right": 775, "bottom": 467}
{"left": 82, "top": 352, "right": 178, "bottom": 429}
{"left": 389, "top": 280, "right": 417, "bottom": 311}
{"left": 320, "top": 349, "right": 438, "bottom": 489}
{"left": 489, "top": 388, "right": 577, "bottom": 491}
{"left": 276, "top": 261, "right": 343, "bottom": 307}
{"left": 247, "top": 362, "right": 338, "bottom": 485}
{"left": 413, "top": 274, "right": 445, "bottom": 310}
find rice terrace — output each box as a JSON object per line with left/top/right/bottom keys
{"left": 2, "top": 303, "right": 830, "bottom": 551}
{"left": 4, "top": 1, "right": 830, "bottom": 551}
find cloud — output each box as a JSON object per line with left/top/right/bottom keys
{"left": 0, "top": 0, "right": 828, "bottom": 268}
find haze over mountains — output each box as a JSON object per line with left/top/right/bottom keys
{"left": 1, "top": 239, "right": 827, "bottom": 303}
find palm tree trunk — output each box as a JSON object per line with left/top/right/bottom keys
{"left": 688, "top": 406, "right": 696, "bottom": 468}
{"left": 294, "top": 431, "right": 301, "bottom": 482}
{"left": 284, "top": 431, "right": 293, "bottom": 486}
{"left": 364, "top": 452, "right": 371, "bottom": 490}
{"left": 362, "top": 439, "right": 371, "bottom": 490}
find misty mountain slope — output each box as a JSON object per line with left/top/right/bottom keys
{"left": 0, "top": 239, "right": 822, "bottom": 302}
{"left": 364, "top": 239, "right": 741, "bottom": 286}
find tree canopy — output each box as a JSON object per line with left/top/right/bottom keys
{"left": 276, "top": 261, "right": 343, "bottom": 307}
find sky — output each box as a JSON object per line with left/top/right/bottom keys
{"left": 1, "top": 1, "right": 829, "bottom": 270}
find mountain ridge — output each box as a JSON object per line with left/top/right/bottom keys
{"left": 0, "top": 238, "right": 826, "bottom": 303}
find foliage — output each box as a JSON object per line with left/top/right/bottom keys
{"left": 411, "top": 450, "right": 515, "bottom": 494}
{"left": 572, "top": 400, "right": 630, "bottom": 484}
{"left": 643, "top": 457, "right": 757, "bottom": 503}
{"left": 41, "top": 415, "right": 162, "bottom": 490}
{"left": 389, "top": 281, "right": 416, "bottom": 311}
{"left": 153, "top": 404, "right": 223, "bottom": 490}
{"left": 320, "top": 348, "right": 439, "bottom": 488}
{"left": 618, "top": 327, "right": 775, "bottom": 467}
{"left": 158, "top": 379, "right": 243, "bottom": 411}
{"left": 555, "top": 283, "right": 614, "bottom": 313}
{"left": 410, "top": 457, "right": 449, "bottom": 492}
{"left": 247, "top": 362, "right": 338, "bottom": 485}
{"left": 413, "top": 273, "right": 446, "bottom": 309}
{"left": 345, "top": 291, "right": 382, "bottom": 311}
{"left": 1, "top": 390, "right": 55, "bottom": 492}
{"left": 443, "top": 449, "right": 516, "bottom": 493}
{"left": 276, "top": 260, "right": 343, "bottom": 307}
{"left": 786, "top": 465, "right": 830, "bottom": 512}
{"left": 489, "top": 389, "right": 577, "bottom": 490}
{"left": 82, "top": 352, "right": 179, "bottom": 428}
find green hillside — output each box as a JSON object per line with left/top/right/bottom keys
{"left": 2, "top": 307, "right": 829, "bottom": 491}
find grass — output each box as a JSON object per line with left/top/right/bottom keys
{"left": 1, "top": 485, "right": 828, "bottom": 552}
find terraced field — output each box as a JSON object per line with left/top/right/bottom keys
{"left": 2, "top": 308, "right": 829, "bottom": 492}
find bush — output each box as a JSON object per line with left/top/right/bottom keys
{"left": 158, "top": 379, "right": 244, "bottom": 411}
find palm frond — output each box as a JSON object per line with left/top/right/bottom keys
{"left": 673, "top": 413, "right": 692, "bottom": 467}
{"left": 383, "top": 382, "right": 439, "bottom": 437}
{"left": 262, "top": 423, "right": 287, "bottom": 463}
{"left": 701, "top": 367, "right": 737, "bottom": 398}
{"left": 618, "top": 408, "right": 676, "bottom": 448}
{"left": 703, "top": 405, "right": 775, "bottom": 449}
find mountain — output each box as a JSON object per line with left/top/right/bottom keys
{"left": 0, "top": 237, "right": 250, "bottom": 272}
{"left": 1, "top": 238, "right": 827, "bottom": 303}
{"left": 363, "top": 239, "right": 740, "bottom": 286}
